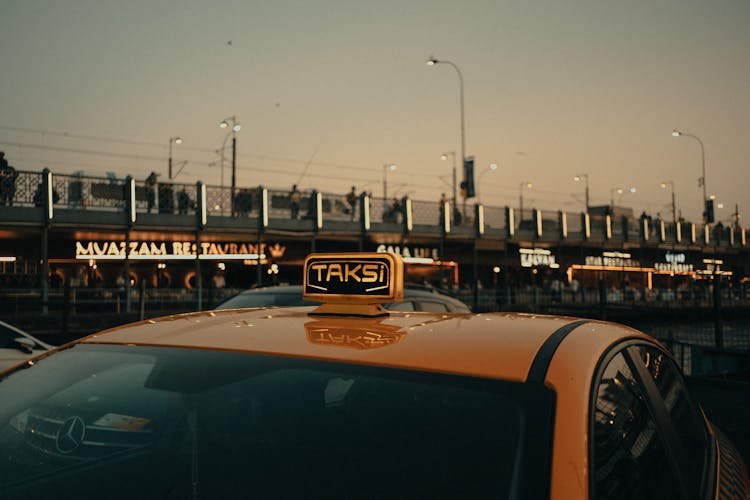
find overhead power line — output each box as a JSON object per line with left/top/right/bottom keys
{"left": 1, "top": 127, "right": 708, "bottom": 212}
{"left": 0, "top": 140, "right": 455, "bottom": 192}
{"left": 0, "top": 125, "right": 164, "bottom": 148}
{"left": 0, "top": 125, "right": 378, "bottom": 173}
{"left": 0, "top": 141, "right": 164, "bottom": 162}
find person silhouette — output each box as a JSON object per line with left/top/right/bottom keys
{"left": 290, "top": 184, "right": 302, "bottom": 219}
{"left": 0, "top": 151, "right": 18, "bottom": 206}
{"left": 346, "top": 186, "right": 357, "bottom": 221}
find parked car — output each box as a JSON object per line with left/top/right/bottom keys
{"left": 215, "top": 283, "right": 472, "bottom": 313}
{"left": 0, "top": 253, "right": 747, "bottom": 499}
{"left": 0, "top": 320, "right": 52, "bottom": 373}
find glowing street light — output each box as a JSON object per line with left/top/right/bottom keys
{"left": 476, "top": 163, "right": 498, "bottom": 202}
{"left": 440, "top": 151, "right": 458, "bottom": 209}
{"left": 519, "top": 182, "right": 533, "bottom": 220}
{"left": 383, "top": 163, "right": 397, "bottom": 210}
{"left": 660, "top": 181, "right": 677, "bottom": 227}
{"left": 219, "top": 116, "right": 241, "bottom": 215}
{"left": 168, "top": 136, "right": 182, "bottom": 180}
{"left": 610, "top": 186, "right": 636, "bottom": 210}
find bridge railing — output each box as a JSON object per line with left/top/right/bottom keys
{"left": 3, "top": 168, "right": 747, "bottom": 249}
{"left": 0, "top": 170, "right": 43, "bottom": 207}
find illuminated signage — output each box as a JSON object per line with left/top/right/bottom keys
{"left": 306, "top": 256, "right": 390, "bottom": 295}
{"left": 519, "top": 248, "right": 559, "bottom": 268}
{"left": 666, "top": 252, "right": 686, "bottom": 263}
{"left": 75, "top": 240, "right": 286, "bottom": 260}
{"left": 654, "top": 262, "right": 693, "bottom": 272}
{"left": 701, "top": 258, "right": 726, "bottom": 274}
{"left": 585, "top": 251, "right": 640, "bottom": 268}
{"left": 304, "top": 253, "right": 404, "bottom": 303}
{"left": 654, "top": 252, "right": 693, "bottom": 272}
{"left": 376, "top": 244, "right": 438, "bottom": 262}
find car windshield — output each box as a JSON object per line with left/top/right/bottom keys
{"left": 0, "top": 344, "right": 553, "bottom": 499}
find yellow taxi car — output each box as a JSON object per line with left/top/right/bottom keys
{"left": 0, "top": 253, "right": 748, "bottom": 499}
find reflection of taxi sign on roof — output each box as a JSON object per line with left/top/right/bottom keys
{"left": 304, "top": 319, "right": 406, "bottom": 350}
{"left": 303, "top": 253, "right": 404, "bottom": 316}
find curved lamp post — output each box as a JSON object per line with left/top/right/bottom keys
{"left": 427, "top": 56, "right": 466, "bottom": 197}
{"left": 672, "top": 129, "right": 707, "bottom": 222}
{"left": 382, "top": 163, "right": 397, "bottom": 211}
{"left": 476, "top": 163, "right": 498, "bottom": 202}
{"left": 660, "top": 181, "right": 677, "bottom": 227}
{"left": 168, "top": 136, "right": 182, "bottom": 180}
{"left": 609, "top": 186, "right": 636, "bottom": 210}
{"left": 440, "top": 151, "right": 457, "bottom": 209}
{"left": 519, "top": 182, "right": 533, "bottom": 220}
{"left": 219, "top": 116, "right": 241, "bottom": 213}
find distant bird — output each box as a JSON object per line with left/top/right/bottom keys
{"left": 226, "top": 40, "right": 232, "bottom": 46}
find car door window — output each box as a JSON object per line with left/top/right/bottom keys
{"left": 592, "top": 352, "right": 681, "bottom": 500}
{"left": 0, "top": 324, "right": 20, "bottom": 349}
{"left": 418, "top": 301, "right": 449, "bottom": 312}
{"left": 631, "top": 345, "right": 709, "bottom": 496}
{"left": 386, "top": 300, "right": 416, "bottom": 311}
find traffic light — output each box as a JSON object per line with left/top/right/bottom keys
{"left": 704, "top": 199, "right": 715, "bottom": 224}
{"left": 460, "top": 181, "right": 468, "bottom": 199}
{"left": 463, "top": 157, "right": 475, "bottom": 198}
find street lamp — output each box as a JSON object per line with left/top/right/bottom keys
{"left": 440, "top": 151, "right": 457, "bottom": 209}
{"left": 573, "top": 173, "right": 589, "bottom": 212}
{"left": 220, "top": 116, "right": 241, "bottom": 214}
{"left": 476, "top": 163, "right": 498, "bottom": 202}
{"left": 519, "top": 182, "right": 533, "bottom": 220}
{"left": 168, "top": 137, "right": 182, "bottom": 180}
{"left": 382, "top": 163, "right": 397, "bottom": 210}
{"left": 610, "top": 186, "right": 636, "bottom": 210}
{"left": 660, "top": 181, "right": 677, "bottom": 227}
{"left": 672, "top": 129, "right": 707, "bottom": 222}
{"left": 427, "top": 56, "right": 466, "bottom": 198}
{"left": 708, "top": 194, "right": 724, "bottom": 209}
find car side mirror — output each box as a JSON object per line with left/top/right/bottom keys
{"left": 14, "top": 337, "right": 35, "bottom": 354}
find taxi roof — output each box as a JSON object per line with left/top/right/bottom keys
{"left": 80, "top": 308, "right": 638, "bottom": 382}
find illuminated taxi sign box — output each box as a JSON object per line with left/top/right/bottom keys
{"left": 304, "top": 253, "right": 404, "bottom": 316}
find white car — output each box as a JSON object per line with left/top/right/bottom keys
{"left": 0, "top": 320, "right": 52, "bottom": 372}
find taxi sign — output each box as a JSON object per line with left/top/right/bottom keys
{"left": 303, "top": 252, "right": 404, "bottom": 316}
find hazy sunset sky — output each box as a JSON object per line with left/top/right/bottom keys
{"left": 2, "top": 0, "right": 748, "bottom": 222}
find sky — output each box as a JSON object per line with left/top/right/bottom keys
{"left": 1, "top": 0, "right": 748, "bottom": 223}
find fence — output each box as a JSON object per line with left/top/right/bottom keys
{"left": 3, "top": 168, "right": 747, "bottom": 248}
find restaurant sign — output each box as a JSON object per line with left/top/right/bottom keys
{"left": 375, "top": 244, "right": 439, "bottom": 262}
{"left": 585, "top": 251, "right": 640, "bottom": 268}
{"left": 75, "top": 240, "right": 286, "bottom": 260}
{"left": 654, "top": 252, "right": 693, "bottom": 272}
{"left": 519, "top": 248, "right": 559, "bottom": 268}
